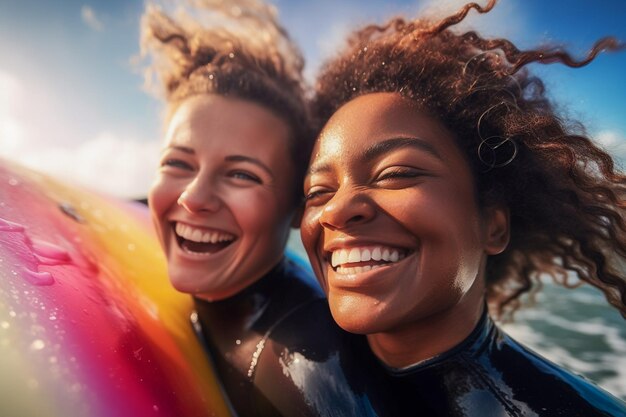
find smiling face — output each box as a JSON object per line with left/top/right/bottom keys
{"left": 301, "top": 93, "right": 508, "bottom": 340}
{"left": 149, "top": 94, "right": 297, "bottom": 300}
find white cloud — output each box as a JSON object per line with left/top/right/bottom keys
{"left": 0, "top": 70, "right": 159, "bottom": 199}
{"left": 81, "top": 5, "right": 104, "bottom": 32}
{"left": 1, "top": 131, "right": 160, "bottom": 199}
{"left": 594, "top": 129, "right": 626, "bottom": 166}
{"left": 17, "top": 133, "right": 161, "bottom": 199}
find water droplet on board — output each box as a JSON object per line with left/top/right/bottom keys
{"left": 21, "top": 268, "right": 55, "bottom": 286}
{"left": 31, "top": 240, "right": 70, "bottom": 260}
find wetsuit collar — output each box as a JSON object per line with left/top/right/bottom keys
{"left": 384, "top": 307, "right": 494, "bottom": 375}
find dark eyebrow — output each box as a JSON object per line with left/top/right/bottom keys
{"left": 362, "top": 137, "right": 442, "bottom": 162}
{"left": 225, "top": 155, "right": 274, "bottom": 178}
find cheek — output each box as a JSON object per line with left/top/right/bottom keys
{"left": 148, "top": 179, "right": 171, "bottom": 223}
{"left": 300, "top": 207, "right": 322, "bottom": 251}
{"left": 227, "top": 190, "right": 290, "bottom": 237}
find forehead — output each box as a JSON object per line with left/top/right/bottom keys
{"left": 314, "top": 92, "right": 459, "bottom": 162}
{"left": 166, "top": 94, "right": 290, "bottom": 154}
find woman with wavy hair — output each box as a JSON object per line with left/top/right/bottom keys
{"left": 301, "top": 0, "right": 626, "bottom": 415}
{"left": 141, "top": 1, "right": 392, "bottom": 415}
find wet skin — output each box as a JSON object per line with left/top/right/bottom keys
{"left": 148, "top": 94, "right": 398, "bottom": 416}
{"left": 149, "top": 94, "right": 297, "bottom": 301}
{"left": 301, "top": 92, "right": 509, "bottom": 368}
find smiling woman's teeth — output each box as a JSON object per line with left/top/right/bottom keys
{"left": 175, "top": 223, "right": 235, "bottom": 243}
{"left": 331, "top": 246, "right": 406, "bottom": 274}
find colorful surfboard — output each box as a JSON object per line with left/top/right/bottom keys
{"left": 0, "top": 160, "right": 232, "bottom": 417}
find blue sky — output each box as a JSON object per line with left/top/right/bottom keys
{"left": 1, "top": 0, "right": 625, "bottom": 197}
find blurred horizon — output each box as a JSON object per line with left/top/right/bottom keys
{"left": 1, "top": 0, "right": 625, "bottom": 198}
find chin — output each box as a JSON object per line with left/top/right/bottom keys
{"left": 166, "top": 268, "right": 203, "bottom": 294}
{"left": 329, "top": 296, "right": 384, "bottom": 335}
{"left": 167, "top": 276, "right": 196, "bottom": 294}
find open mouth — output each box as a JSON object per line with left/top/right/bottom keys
{"left": 327, "top": 245, "right": 411, "bottom": 275}
{"left": 174, "top": 222, "right": 237, "bottom": 254}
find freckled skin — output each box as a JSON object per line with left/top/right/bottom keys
{"left": 149, "top": 94, "right": 297, "bottom": 301}
{"left": 301, "top": 93, "right": 509, "bottom": 367}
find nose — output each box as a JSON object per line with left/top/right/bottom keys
{"left": 319, "top": 188, "right": 376, "bottom": 231}
{"left": 177, "top": 177, "right": 221, "bottom": 213}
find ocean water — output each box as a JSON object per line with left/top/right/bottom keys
{"left": 502, "top": 282, "right": 626, "bottom": 401}
{"left": 287, "top": 234, "right": 626, "bottom": 401}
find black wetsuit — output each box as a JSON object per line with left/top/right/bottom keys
{"left": 191, "top": 257, "right": 392, "bottom": 417}
{"left": 386, "top": 311, "right": 626, "bottom": 416}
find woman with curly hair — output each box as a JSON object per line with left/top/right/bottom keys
{"left": 142, "top": 1, "right": 392, "bottom": 415}
{"left": 301, "top": 0, "right": 626, "bottom": 415}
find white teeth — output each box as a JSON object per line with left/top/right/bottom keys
{"left": 336, "top": 264, "right": 382, "bottom": 275}
{"left": 330, "top": 246, "right": 407, "bottom": 270}
{"left": 331, "top": 249, "right": 349, "bottom": 267}
{"left": 348, "top": 248, "right": 361, "bottom": 263}
{"left": 175, "top": 223, "right": 235, "bottom": 243}
{"left": 191, "top": 229, "right": 202, "bottom": 242}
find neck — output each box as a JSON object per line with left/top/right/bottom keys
{"left": 367, "top": 278, "right": 486, "bottom": 369}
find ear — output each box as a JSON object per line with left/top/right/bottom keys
{"left": 484, "top": 205, "right": 510, "bottom": 255}
{"left": 290, "top": 203, "right": 304, "bottom": 229}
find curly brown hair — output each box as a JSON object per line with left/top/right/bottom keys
{"left": 312, "top": 0, "right": 626, "bottom": 319}
{"left": 140, "top": 0, "right": 313, "bottom": 199}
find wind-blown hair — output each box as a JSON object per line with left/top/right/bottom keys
{"left": 313, "top": 0, "right": 626, "bottom": 318}
{"left": 140, "top": 0, "right": 313, "bottom": 198}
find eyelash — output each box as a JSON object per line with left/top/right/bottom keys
{"left": 230, "top": 170, "right": 262, "bottom": 184}
{"left": 305, "top": 188, "right": 330, "bottom": 201}
{"left": 376, "top": 167, "right": 423, "bottom": 181}
{"left": 162, "top": 158, "right": 192, "bottom": 170}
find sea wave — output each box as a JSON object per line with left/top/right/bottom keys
{"left": 502, "top": 283, "right": 626, "bottom": 400}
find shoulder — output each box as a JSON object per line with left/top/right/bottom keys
{"left": 250, "top": 262, "right": 390, "bottom": 416}
{"left": 474, "top": 328, "right": 626, "bottom": 417}
{"left": 253, "top": 299, "right": 388, "bottom": 416}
